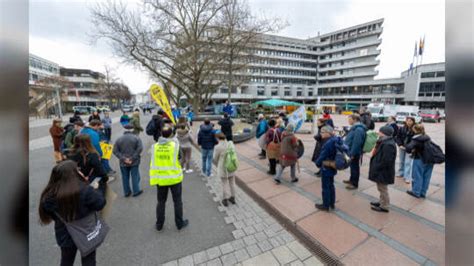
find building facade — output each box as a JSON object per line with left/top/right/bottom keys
{"left": 209, "top": 18, "right": 445, "bottom": 109}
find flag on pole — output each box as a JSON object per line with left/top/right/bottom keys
{"left": 149, "top": 84, "right": 176, "bottom": 124}
{"left": 414, "top": 42, "right": 418, "bottom": 57}
{"left": 288, "top": 105, "right": 306, "bottom": 132}
{"left": 419, "top": 36, "right": 425, "bottom": 55}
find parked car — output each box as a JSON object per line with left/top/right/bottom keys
{"left": 96, "top": 105, "right": 111, "bottom": 113}
{"left": 420, "top": 110, "right": 442, "bottom": 123}
{"left": 73, "top": 106, "right": 96, "bottom": 115}
{"left": 122, "top": 104, "right": 134, "bottom": 112}
{"left": 396, "top": 112, "right": 422, "bottom": 124}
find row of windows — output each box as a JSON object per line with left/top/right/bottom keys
{"left": 318, "top": 85, "right": 404, "bottom": 96}
{"left": 249, "top": 58, "right": 317, "bottom": 68}
{"left": 248, "top": 68, "right": 316, "bottom": 77}
{"left": 419, "top": 82, "right": 445, "bottom": 92}
{"left": 250, "top": 77, "right": 316, "bottom": 85}
{"left": 262, "top": 42, "right": 308, "bottom": 51}
{"left": 421, "top": 71, "right": 445, "bottom": 78}
{"left": 319, "top": 48, "right": 368, "bottom": 60}
{"left": 418, "top": 92, "right": 445, "bottom": 97}
{"left": 320, "top": 23, "right": 380, "bottom": 43}
{"left": 252, "top": 49, "right": 316, "bottom": 60}
{"left": 29, "top": 59, "right": 59, "bottom": 74}
{"left": 256, "top": 88, "right": 314, "bottom": 97}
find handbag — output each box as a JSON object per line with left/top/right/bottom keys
{"left": 55, "top": 211, "right": 110, "bottom": 257}
{"left": 267, "top": 130, "right": 281, "bottom": 159}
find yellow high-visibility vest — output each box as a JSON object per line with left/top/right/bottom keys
{"left": 149, "top": 140, "right": 183, "bottom": 186}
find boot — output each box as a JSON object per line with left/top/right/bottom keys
{"left": 221, "top": 199, "right": 229, "bottom": 207}
{"left": 228, "top": 197, "right": 236, "bottom": 204}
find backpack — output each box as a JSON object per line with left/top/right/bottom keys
{"left": 363, "top": 130, "right": 378, "bottom": 153}
{"left": 60, "top": 124, "right": 75, "bottom": 152}
{"left": 334, "top": 137, "right": 351, "bottom": 170}
{"left": 422, "top": 140, "right": 445, "bottom": 164}
{"left": 224, "top": 141, "right": 239, "bottom": 173}
{"left": 296, "top": 139, "right": 305, "bottom": 159}
{"left": 145, "top": 119, "right": 156, "bottom": 136}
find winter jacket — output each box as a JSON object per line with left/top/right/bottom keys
{"left": 213, "top": 140, "right": 236, "bottom": 178}
{"left": 405, "top": 134, "right": 431, "bottom": 160}
{"left": 176, "top": 128, "right": 193, "bottom": 148}
{"left": 130, "top": 114, "right": 143, "bottom": 135}
{"left": 360, "top": 112, "right": 375, "bottom": 130}
{"left": 80, "top": 127, "right": 102, "bottom": 156}
{"left": 256, "top": 119, "right": 269, "bottom": 139}
{"left": 198, "top": 124, "right": 218, "bottom": 150}
{"left": 368, "top": 136, "right": 397, "bottom": 184}
{"left": 344, "top": 123, "right": 367, "bottom": 157}
{"left": 311, "top": 123, "right": 327, "bottom": 162}
{"left": 50, "top": 125, "right": 64, "bottom": 152}
{"left": 40, "top": 183, "right": 106, "bottom": 248}
{"left": 386, "top": 121, "right": 399, "bottom": 137}
{"left": 113, "top": 131, "right": 143, "bottom": 167}
{"left": 147, "top": 115, "right": 164, "bottom": 141}
{"left": 395, "top": 125, "right": 415, "bottom": 147}
{"left": 218, "top": 117, "right": 234, "bottom": 141}
{"left": 223, "top": 104, "right": 233, "bottom": 115}
{"left": 315, "top": 136, "right": 338, "bottom": 177}
{"left": 68, "top": 150, "right": 108, "bottom": 192}
{"left": 120, "top": 115, "right": 130, "bottom": 125}
{"left": 69, "top": 115, "right": 82, "bottom": 124}
{"left": 101, "top": 116, "right": 112, "bottom": 128}
{"left": 64, "top": 129, "right": 78, "bottom": 149}
{"left": 88, "top": 114, "right": 101, "bottom": 122}
{"left": 279, "top": 131, "right": 298, "bottom": 167}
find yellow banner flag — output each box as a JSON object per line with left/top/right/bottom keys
{"left": 149, "top": 84, "right": 176, "bottom": 125}
{"left": 100, "top": 142, "right": 113, "bottom": 160}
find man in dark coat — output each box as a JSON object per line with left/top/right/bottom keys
{"left": 343, "top": 114, "right": 367, "bottom": 190}
{"left": 368, "top": 126, "right": 397, "bottom": 212}
{"left": 218, "top": 113, "right": 234, "bottom": 141}
{"left": 360, "top": 107, "right": 375, "bottom": 130}
{"left": 311, "top": 118, "right": 329, "bottom": 177}
{"left": 146, "top": 110, "right": 165, "bottom": 142}
{"left": 314, "top": 126, "right": 338, "bottom": 211}
{"left": 198, "top": 119, "right": 218, "bottom": 177}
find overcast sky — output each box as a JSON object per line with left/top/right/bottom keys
{"left": 30, "top": 0, "right": 445, "bottom": 94}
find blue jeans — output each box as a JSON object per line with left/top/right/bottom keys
{"left": 201, "top": 148, "right": 214, "bottom": 176}
{"left": 411, "top": 159, "right": 434, "bottom": 197}
{"left": 349, "top": 154, "right": 361, "bottom": 187}
{"left": 120, "top": 165, "right": 141, "bottom": 196}
{"left": 321, "top": 173, "right": 336, "bottom": 208}
{"left": 102, "top": 159, "right": 112, "bottom": 173}
{"left": 398, "top": 148, "right": 413, "bottom": 182}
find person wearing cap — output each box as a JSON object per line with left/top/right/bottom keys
{"left": 256, "top": 114, "right": 269, "bottom": 159}
{"left": 150, "top": 126, "right": 189, "bottom": 231}
{"left": 50, "top": 118, "right": 65, "bottom": 163}
{"left": 314, "top": 125, "right": 338, "bottom": 211}
{"left": 113, "top": 124, "right": 144, "bottom": 197}
{"left": 198, "top": 118, "right": 218, "bottom": 177}
{"left": 274, "top": 124, "right": 299, "bottom": 184}
{"left": 368, "top": 125, "right": 397, "bottom": 212}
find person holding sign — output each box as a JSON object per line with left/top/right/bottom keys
{"left": 113, "top": 124, "right": 144, "bottom": 197}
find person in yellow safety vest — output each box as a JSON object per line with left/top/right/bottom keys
{"left": 150, "top": 126, "right": 189, "bottom": 231}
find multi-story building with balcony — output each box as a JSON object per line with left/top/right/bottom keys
{"left": 60, "top": 68, "right": 109, "bottom": 112}
{"left": 208, "top": 18, "right": 445, "bottom": 109}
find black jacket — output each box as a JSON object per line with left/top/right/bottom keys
{"left": 41, "top": 183, "right": 106, "bottom": 248}
{"left": 69, "top": 151, "right": 108, "bottom": 192}
{"left": 198, "top": 124, "right": 218, "bottom": 150}
{"left": 395, "top": 125, "right": 414, "bottom": 147}
{"left": 88, "top": 114, "right": 101, "bottom": 122}
{"left": 386, "top": 122, "right": 399, "bottom": 137}
{"left": 360, "top": 112, "right": 375, "bottom": 130}
{"left": 369, "top": 136, "right": 397, "bottom": 184}
{"left": 311, "top": 123, "right": 328, "bottom": 162}
{"left": 147, "top": 115, "right": 164, "bottom": 141}
{"left": 405, "top": 134, "right": 431, "bottom": 160}
{"left": 218, "top": 117, "right": 234, "bottom": 140}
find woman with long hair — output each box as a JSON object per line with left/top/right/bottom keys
{"left": 68, "top": 134, "right": 108, "bottom": 193}
{"left": 88, "top": 110, "right": 100, "bottom": 123}
{"left": 50, "top": 118, "right": 65, "bottom": 163}
{"left": 395, "top": 117, "right": 416, "bottom": 184}
{"left": 39, "top": 160, "right": 106, "bottom": 266}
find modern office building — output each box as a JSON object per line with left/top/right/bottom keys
{"left": 209, "top": 18, "right": 445, "bottom": 109}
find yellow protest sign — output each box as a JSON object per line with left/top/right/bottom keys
{"left": 100, "top": 141, "right": 113, "bottom": 160}
{"left": 149, "top": 84, "right": 176, "bottom": 125}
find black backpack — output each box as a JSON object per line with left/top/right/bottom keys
{"left": 422, "top": 140, "right": 445, "bottom": 164}
{"left": 146, "top": 120, "right": 155, "bottom": 136}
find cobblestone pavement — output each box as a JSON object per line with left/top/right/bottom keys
{"left": 162, "top": 146, "right": 324, "bottom": 266}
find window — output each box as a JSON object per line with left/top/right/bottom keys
{"left": 436, "top": 71, "right": 445, "bottom": 77}
{"left": 308, "top": 89, "right": 313, "bottom": 97}
{"left": 296, "top": 87, "right": 303, "bottom": 97}
{"left": 271, "top": 87, "right": 279, "bottom": 96}
{"left": 421, "top": 72, "right": 436, "bottom": 78}
{"left": 32, "top": 74, "right": 38, "bottom": 80}
{"left": 257, "top": 88, "right": 265, "bottom": 96}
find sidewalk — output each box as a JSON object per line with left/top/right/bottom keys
{"left": 191, "top": 116, "right": 445, "bottom": 265}
{"left": 162, "top": 146, "right": 324, "bottom": 266}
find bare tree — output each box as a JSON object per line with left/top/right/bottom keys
{"left": 97, "top": 65, "right": 120, "bottom": 109}
{"left": 34, "top": 76, "right": 72, "bottom": 117}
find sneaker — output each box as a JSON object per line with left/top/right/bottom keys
{"left": 342, "top": 180, "right": 351, "bottom": 184}
{"left": 291, "top": 177, "right": 299, "bottom": 183}
{"left": 405, "top": 180, "right": 411, "bottom": 184}
{"left": 406, "top": 190, "right": 420, "bottom": 198}
{"left": 221, "top": 199, "right": 229, "bottom": 207}
{"left": 107, "top": 176, "right": 116, "bottom": 184}
{"left": 315, "top": 203, "right": 329, "bottom": 211}
{"left": 345, "top": 184, "right": 358, "bottom": 190}
{"left": 330, "top": 204, "right": 335, "bottom": 210}
{"left": 370, "top": 202, "right": 380, "bottom": 207}
{"left": 125, "top": 192, "right": 132, "bottom": 198}
{"left": 314, "top": 170, "right": 321, "bottom": 176}
{"left": 177, "top": 219, "right": 189, "bottom": 230}
{"left": 228, "top": 197, "right": 236, "bottom": 204}
{"left": 155, "top": 224, "right": 163, "bottom": 231}
{"left": 132, "top": 190, "right": 143, "bottom": 197}
{"left": 273, "top": 178, "right": 281, "bottom": 184}
{"left": 371, "top": 206, "right": 389, "bottom": 213}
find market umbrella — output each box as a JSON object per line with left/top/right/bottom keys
{"left": 252, "top": 99, "right": 303, "bottom": 107}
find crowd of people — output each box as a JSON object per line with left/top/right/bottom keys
{"left": 41, "top": 105, "right": 443, "bottom": 265}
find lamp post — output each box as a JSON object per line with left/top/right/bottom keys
{"left": 55, "top": 84, "right": 63, "bottom": 118}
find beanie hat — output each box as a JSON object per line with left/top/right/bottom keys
{"left": 379, "top": 125, "right": 394, "bottom": 136}
{"left": 123, "top": 124, "right": 134, "bottom": 130}
{"left": 320, "top": 125, "right": 334, "bottom": 134}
